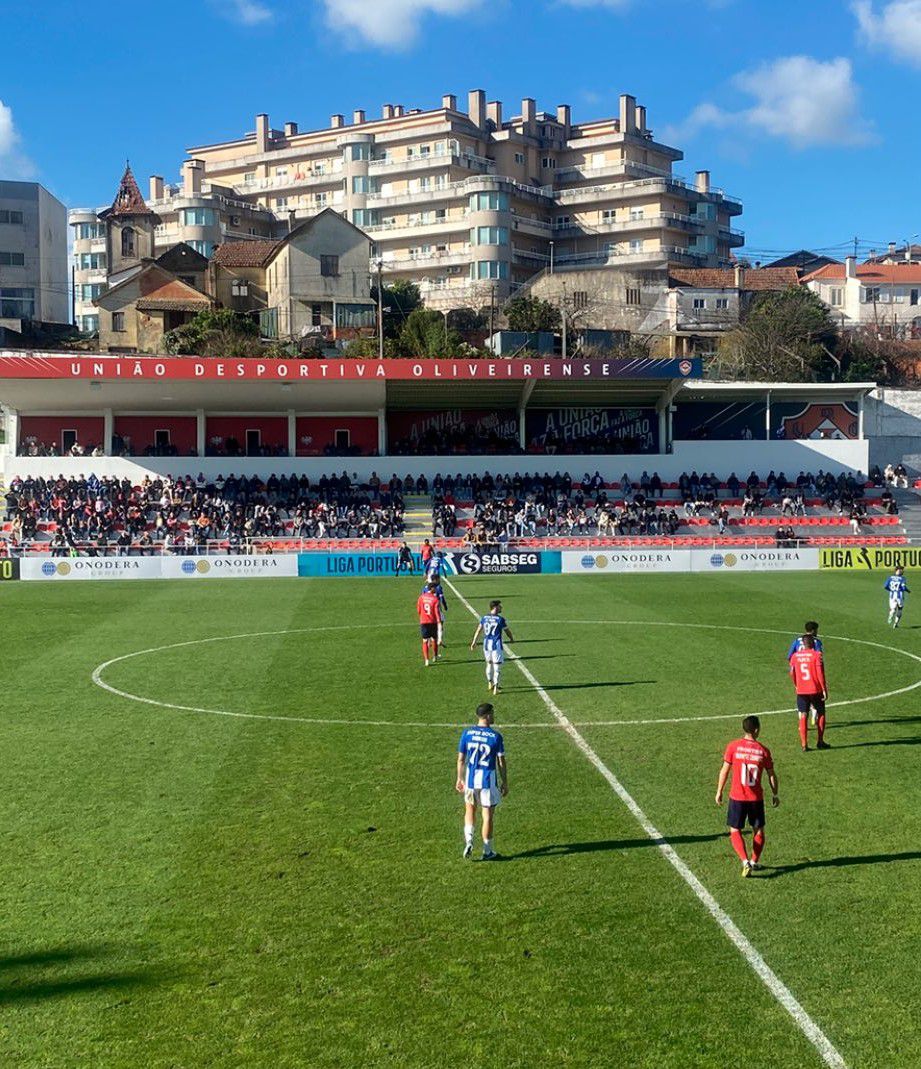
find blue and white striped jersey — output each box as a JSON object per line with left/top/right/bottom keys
{"left": 421, "top": 580, "right": 447, "bottom": 612}
{"left": 885, "top": 575, "right": 910, "bottom": 604}
{"left": 479, "top": 613, "right": 508, "bottom": 653}
{"left": 787, "top": 635, "right": 824, "bottom": 659}
{"left": 458, "top": 726, "right": 505, "bottom": 790}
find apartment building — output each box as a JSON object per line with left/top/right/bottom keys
{"left": 803, "top": 257, "right": 921, "bottom": 338}
{"left": 0, "top": 181, "right": 68, "bottom": 329}
{"left": 70, "top": 162, "right": 274, "bottom": 333}
{"left": 179, "top": 90, "right": 744, "bottom": 311}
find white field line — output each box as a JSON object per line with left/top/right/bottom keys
{"left": 446, "top": 580, "right": 848, "bottom": 1069}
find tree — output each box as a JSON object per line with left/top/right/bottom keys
{"left": 370, "top": 279, "right": 422, "bottom": 339}
{"left": 397, "top": 307, "right": 462, "bottom": 359}
{"left": 163, "top": 308, "right": 259, "bottom": 356}
{"left": 340, "top": 336, "right": 399, "bottom": 359}
{"left": 715, "top": 287, "right": 839, "bottom": 382}
{"left": 503, "top": 295, "right": 560, "bottom": 333}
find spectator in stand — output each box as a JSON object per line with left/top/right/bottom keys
{"left": 894, "top": 463, "right": 909, "bottom": 489}
{"left": 717, "top": 506, "right": 730, "bottom": 536}
{"left": 649, "top": 472, "right": 663, "bottom": 498}
{"left": 726, "top": 472, "right": 740, "bottom": 498}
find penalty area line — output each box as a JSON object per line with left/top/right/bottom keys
{"left": 444, "top": 577, "right": 847, "bottom": 1069}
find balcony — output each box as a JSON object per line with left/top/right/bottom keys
{"left": 556, "top": 160, "right": 682, "bottom": 183}
{"left": 378, "top": 249, "right": 471, "bottom": 271}
{"left": 368, "top": 149, "right": 495, "bottom": 175}
{"left": 551, "top": 212, "right": 699, "bottom": 237}
{"left": 365, "top": 216, "right": 468, "bottom": 239}
{"left": 512, "top": 214, "right": 553, "bottom": 236}
{"left": 553, "top": 244, "right": 707, "bottom": 269}
{"left": 234, "top": 166, "right": 344, "bottom": 195}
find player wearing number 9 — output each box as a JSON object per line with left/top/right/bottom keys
{"left": 716, "top": 715, "right": 779, "bottom": 878}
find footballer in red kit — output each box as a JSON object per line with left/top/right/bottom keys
{"left": 790, "top": 633, "right": 829, "bottom": 751}
{"left": 716, "top": 715, "right": 779, "bottom": 876}
{"left": 417, "top": 584, "right": 442, "bottom": 667}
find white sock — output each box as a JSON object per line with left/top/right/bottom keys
{"left": 464, "top": 824, "right": 475, "bottom": 847}
{"left": 494, "top": 668, "right": 501, "bottom": 690}
{"left": 486, "top": 663, "right": 493, "bottom": 685}
{"left": 482, "top": 837, "right": 493, "bottom": 853}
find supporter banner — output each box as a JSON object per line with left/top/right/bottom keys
{"left": 690, "top": 548, "right": 819, "bottom": 572}
{"left": 562, "top": 550, "right": 690, "bottom": 573}
{"left": 673, "top": 400, "right": 766, "bottom": 441}
{"left": 20, "top": 557, "right": 164, "bottom": 581}
{"left": 820, "top": 546, "right": 921, "bottom": 571}
{"left": 771, "top": 402, "right": 858, "bottom": 441}
{"left": 0, "top": 353, "right": 702, "bottom": 382}
{"left": 0, "top": 558, "right": 20, "bottom": 580}
{"left": 298, "top": 551, "right": 423, "bottom": 577}
{"left": 525, "top": 408, "right": 658, "bottom": 452}
{"left": 162, "top": 555, "right": 298, "bottom": 579}
{"left": 388, "top": 409, "right": 518, "bottom": 447}
{"left": 445, "top": 550, "right": 561, "bottom": 575}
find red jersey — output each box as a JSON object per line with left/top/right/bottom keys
{"left": 790, "top": 648, "right": 826, "bottom": 695}
{"left": 420, "top": 543, "right": 434, "bottom": 562}
{"left": 723, "top": 738, "right": 774, "bottom": 802}
{"left": 417, "top": 592, "right": 442, "bottom": 624}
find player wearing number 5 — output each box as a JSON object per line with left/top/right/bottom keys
{"left": 789, "top": 633, "right": 829, "bottom": 751}
{"left": 456, "top": 703, "right": 508, "bottom": 860}
{"left": 716, "top": 715, "right": 779, "bottom": 877}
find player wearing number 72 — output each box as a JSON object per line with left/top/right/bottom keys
{"left": 716, "top": 715, "right": 779, "bottom": 877}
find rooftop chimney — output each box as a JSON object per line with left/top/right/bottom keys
{"left": 556, "top": 104, "right": 571, "bottom": 137}
{"left": 521, "top": 97, "right": 536, "bottom": 135}
{"left": 695, "top": 170, "right": 710, "bottom": 194}
{"left": 635, "top": 104, "right": 647, "bottom": 133}
{"left": 393, "top": 105, "right": 404, "bottom": 117}
{"left": 284, "top": 121, "right": 298, "bottom": 137}
{"left": 330, "top": 114, "right": 344, "bottom": 129}
{"left": 149, "top": 175, "right": 164, "bottom": 201}
{"left": 734, "top": 263, "right": 744, "bottom": 289}
{"left": 354, "top": 109, "right": 366, "bottom": 124}
{"left": 845, "top": 256, "right": 857, "bottom": 279}
{"left": 183, "top": 159, "right": 203, "bottom": 195}
{"left": 255, "top": 113, "right": 270, "bottom": 153}
{"left": 888, "top": 241, "right": 897, "bottom": 256}
{"left": 442, "top": 93, "right": 457, "bottom": 111}
{"left": 619, "top": 94, "right": 636, "bottom": 134}
{"left": 486, "top": 100, "right": 503, "bottom": 130}
{"left": 468, "top": 89, "right": 486, "bottom": 130}
{"left": 382, "top": 104, "right": 393, "bottom": 119}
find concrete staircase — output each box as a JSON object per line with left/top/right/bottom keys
{"left": 893, "top": 488, "right": 921, "bottom": 543}
{"left": 402, "top": 494, "right": 433, "bottom": 545}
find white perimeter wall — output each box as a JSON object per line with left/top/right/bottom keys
{"left": 1, "top": 439, "right": 868, "bottom": 484}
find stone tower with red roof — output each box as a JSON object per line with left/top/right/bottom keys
{"left": 99, "top": 163, "right": 161, "bottom": 278}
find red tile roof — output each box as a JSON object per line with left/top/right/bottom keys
{"left": 107, "top": 164, "right": 155, "bottom": 217}
{"left": 135, "top": 274, "right": 211, "bottom": 312}
{"left": 802, "top": 262, "right": 921, "bottom": 284}
{"left": 668, "top": 266, "right": 800, "bottom": 291}
{"left": 211, "top": 239, "right": 280, "bottom": 267}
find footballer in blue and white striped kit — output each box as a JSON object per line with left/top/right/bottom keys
{"left": 456, "top": 703, "right": 508, "bottom": 860}
{"left": 469, "top": 599, "right": 515, "bottom": 695}
{"left": 885, "top": 567, "right": 911, "bottom": 627}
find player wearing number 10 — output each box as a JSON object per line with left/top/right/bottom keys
{"left": 456, "top": 703, "right": 508, "bottom": 860}
{"left": 716, "top": 716, "right": 779, "bottom": 877}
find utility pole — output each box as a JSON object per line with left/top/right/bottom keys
{"left": 549, "top": 240, "right": 555, "bottom": 275}
{"left": 376, "top": 258, "right": 384, "bottom": 360}
{"left": 561, "top": 281, "right": 567, "bottom": 360}
{"left": 70, "top": 264, "right": 76, "bottom": 326}
{"left": 853, "top": 235, "right": 859, "bottom": 259}
{"left": 488, "top": 283, "right": 497, "bottom": 340}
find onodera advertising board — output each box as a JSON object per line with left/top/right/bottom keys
{"left": 562, "top": 549, "right": 820, "bottom": 573}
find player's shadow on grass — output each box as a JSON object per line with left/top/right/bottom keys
{"left": 517, "top": 679, "right": 656, "bottom": 693}
{"left": 828, "top": 735, "right": 921, "bottom": 750}
{"left": 759, "top": 850, "right": 921, "bottom": 878}
{"left": 0, "top": 944, "right": 164, "bottom": 1006}
{"left": 835, "top": 715, "right": 921, "bottom": 729}
{"left": 505, "top": 834, "right": 723, "bottom": 860}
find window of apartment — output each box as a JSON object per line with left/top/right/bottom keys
{"left": 231, "top": 279, "right": 249, "bottom": 297}
{"left": 602, "top": 209, "right": 616, "bottom": 222}
{"left": 350, "top": 144, "right": 370, "bottom": 161}
{"left": 603, "top": 242, "right": 617, "bottom": 257}
{"left": 0, "top": 251, "right": 25, "bottom": 266}
{"left": 716, "top": 298, "right": 729, "bottom": 310}
{"left": 690, "top": 235, "right": 717, "bottom": 255}
{"left": 419, "top": 145, "right": 431, "bottom": 156}
{"left": 541, "top": 157, "right": 556, "bottom": 169}
{"left": 864, "top": 287, "right": 881, "bottom": 303}
{"left": 352, "top": 208, "right": 379, "bottom": 227}
{"left": 187, "top": 240, "right": 214, "bottom": 257}
{"left": 77, "top": 252, "right": 106, "bottom": 271}
{"left": 693, "top": 202, "right": 717, "bottom": 221}
{"left": 112, "top": 311, "right": 126, "bottom": 332}
{"left": 276, "top": 167, "right": 288, "bottom": 178}
{"left": 315, "top": 192, "right": 328, "bottom": 206}
{"left": 77, "top": 314, "right": 99, "bottom": 333}
{"left": 878, "top": 288, "right": 892, "bottom": 303}
{"left": 469, "top": 191, "right": 509, "bottom": 212}
{"left": 434, "top": 208, "right": 447, "bottom": 221}
{"left": 320, "top": 254, "right": 339, "bottom": 277}
{"left": 572, "top": 291, "right": 588, "bottom": 311}
{"left": 515, "top": 152, "right": 525, "bottom": 165}
{"left": 0, "top": 287, "right": 34, "bottom": 318}
{"left": 474, "top": 261, "right": 509, "bottom": 280}
{"left": 629, "top": 239, "right": 643, "bottom": 252}
{"left": 912, "top": 289, "right": 920, "bottom": 306}
{"left": 180, "top": 208, "right": 217, "bottom": 227}
{"left": 78, "top": 283, "right": 103, "bottom": 302}
{"left": 352, "top": 176, "right": 372, "bottom": 193}
{"left": 419, "top": 177, "right": 431, "bottom": 191}
{"left": 275, "top": 196, "right": 288, "bottom": 209}
{"left": 121, "top": 227, "right": 136, "bottom": 257}
{"left": 74, "top": 222, "right": 103, "bottom": 239}
{"left": 629, "top": 207, "right": 644, "bottom": 221}
{"left": 829, "top": 287, "right": 844, "bottom": 306}
{"left": 243, "top": 172, "right": 256, "bottom": 185}
{"left": 472, "top": 226, "right": 509, "bottom": 245}
{"left": 625, "top": 287, "right": 641, "bottom": 305}
{"left": 693, "top": 298, "right": 707, "bottom": 310}
{"left": 314, "top": 162, "right": 326, "bottom": 175}
{"left": 554, "top": 216, "right": 571, "bottom": 230}
{"left": 894, "top": 288, "right": 908, "bottom": 303}
{"left": 0, "top": 210, "right": 24, "bottom": 225}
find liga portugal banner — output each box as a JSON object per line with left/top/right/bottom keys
{"left": 0, "top": 353, "right": 702, "bottom": 382}
{"left": 820, "top": 546, "right": 921, "bottom": 570}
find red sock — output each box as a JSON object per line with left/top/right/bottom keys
{"left": 752, "top": 830, "right": 765, "bottom": 863}
{"left": 817, "top": 715, "right": 826, "bottom": 742}
{"left": 729, "top": 828, "right": 748, "bottom": 863}
{"left": 799, "top": 716, "right": 808, "bottom": 747}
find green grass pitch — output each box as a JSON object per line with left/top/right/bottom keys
{"left": 1, "top": 571, "right": 919, "bottom": 1068}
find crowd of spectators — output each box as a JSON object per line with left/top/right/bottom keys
{"left": 1, "top": 472, "right": 404, "bottom": 555}
{"left": 390, "top": 424, "right": 521, "bottom": 457}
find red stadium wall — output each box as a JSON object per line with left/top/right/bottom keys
{"left": 206, "top": 416, "right": 287, "bottom": 454}
{"left": 19, "top": 416, "right": 105, "bottom": 452}
{"left": 114, "top": 416, "right": 197, "bottom": 455}
{"left": 295, "top": 416, "right": 377, "bottom": 456}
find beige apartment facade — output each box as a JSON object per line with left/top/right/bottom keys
{"left": 180, "top": 90, "right": 743, "bottom": 311}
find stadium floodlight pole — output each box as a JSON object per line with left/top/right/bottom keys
{"left": 376, "top": 258, "right": 384, "bottom": 360}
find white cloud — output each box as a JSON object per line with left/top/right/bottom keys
{"left": 322, "top": 0, "right": 482, "bottom": 47}
{"left": 664, "top": 56, "right": 873, "bottom": 150}
{"left": 0, "top": 100, "right": 35, "bottom": 179}
{"left": 854, "top": 0, "right": 921, "bottom": 66}
{"left": 223, "top": 0, "right": 273, "bottom": 25}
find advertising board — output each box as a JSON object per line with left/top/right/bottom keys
{"left": 298, "top": 552, "right": 422, "bottom": 577}
{"left": 689, "top": 549, "right": 819, "bottom": 572}
{"left": 162, "top": 555, "right": 298, "bottom": 579}
{"left": 445, "top": 551, "right": 561, "bottom": 575}
{"left": 0, "top": 558, "right": 19, "bottom": 580}
{"left": 562, "top": 550, "right": 690, "bottom": 573}
{"left": 819, "top": 546, "right": 921, "bottom": 571}
{"left": 20, "top": 557, "right": 164, "bottom": 581}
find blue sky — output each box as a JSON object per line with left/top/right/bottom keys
{"left": 2, "top": 0, "right": 919, "bottom": 260}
